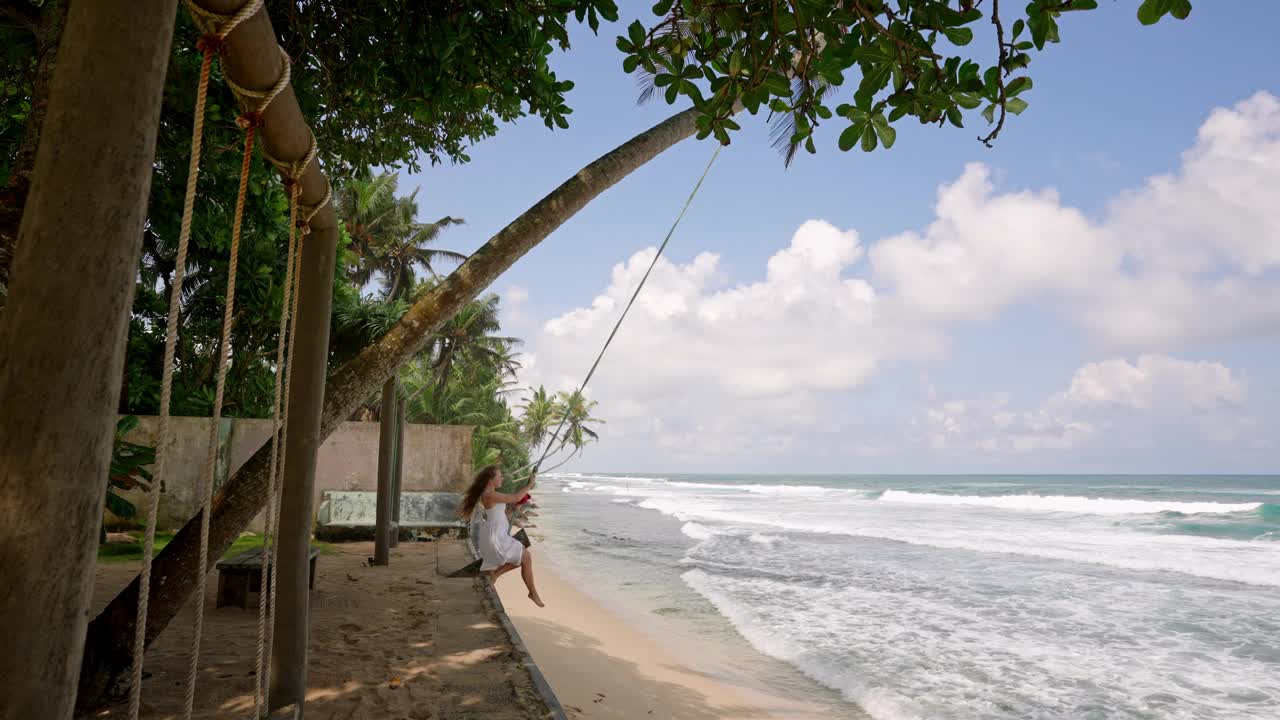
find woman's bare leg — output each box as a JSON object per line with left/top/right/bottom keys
{"left": 490, "top": 563, "right": 518, "bottom": 582}
{"left": 520, "top": 548, "right": 544, "bottom": 607}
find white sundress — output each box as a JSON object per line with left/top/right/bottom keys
{"left": 477, "top": 503, "right": 524, "bottom": 571}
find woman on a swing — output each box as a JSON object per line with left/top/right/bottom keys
{"left": 460, "top": 465, "right": 545, "bottom": 607}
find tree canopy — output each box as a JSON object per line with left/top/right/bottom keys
{"left": 619, "top": 0, "right": 1191, "bottom": 162}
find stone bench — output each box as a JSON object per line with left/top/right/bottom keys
{"left": 215, "top": 546, "right": 318, "bottom": 609}
{"left": 315, "top": 490, "right": 470, "bottom": 542}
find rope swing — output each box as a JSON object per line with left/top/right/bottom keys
{"left": 127, "top": 1, "right": 331, "bottom": 718}
{"left": 523, "top": 144, "right": 723, "bottom": 480}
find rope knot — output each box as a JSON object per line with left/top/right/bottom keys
{"left": 236, "top": 112, "right": 263, "bottom": 130}
{"left": 196, "top": 33, "right": 224, "bottom": 55}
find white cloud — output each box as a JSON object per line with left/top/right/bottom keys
{"left": 917, "top": 355, "right": 1246, "bottom": 456}
{"left": 518, "top": 94, "right": 1280, "bottom": 467}
{"left": 872, "top": 91, "right": 1280, "bottom": 347}
{"left": 1062, "top": 354, "right": 1244, "bottom": 412}
{"left": 532, "top": 220, "right": 938, "bottom": 404}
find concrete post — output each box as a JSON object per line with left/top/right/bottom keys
{"left": 373, "top": 377, "right": 396, "bottom": 565}
{"left": 0, "top": 2, "right": 176, "bottom": 718}
{"left": 268, "top": 223, "right": 337, "bottom": 711}
{"left": 390, "top": 391, "right": 405, "bottom": 548}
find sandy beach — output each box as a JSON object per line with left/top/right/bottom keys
{"left": 88, "top": 540, "right": 551, "bottom": 719}
{"left": 495, "top": 554, "right": 836, "bottom": 720}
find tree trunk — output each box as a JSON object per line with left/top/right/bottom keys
{"left": 76, "top": 106, "right": 702, "bottom": 709}
{"left": 0, "top": 0, "right": 69, "bottom": 313}
{"left": 0, "top": 2, "right": 176, "bottom": 718}
{"left": 390, "top": 391, "right": 405, "bottom": 548}
{"left": 373, "top": 376, "right": 396, "bottom": 566}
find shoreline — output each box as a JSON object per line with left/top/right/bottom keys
{"left": 495, "top": 553, "right": 838, "bottom": 720}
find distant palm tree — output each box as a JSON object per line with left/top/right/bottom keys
{"left": 335, "top": 171, "right": 466, "bottom": 298}
{"left": 552, "top": 389, "right": 603, "bottom": 456}
{"left": 519, "top": 386, "right": 557, "bottom": 450}
{"left": 374, "top": 209, "right": 466, "bottom": 300}
{"left": 334, "top": 172, "right": 398, "bottom": 276}
{"left": 429, "top": 293, "right": 520, "bottom": 391}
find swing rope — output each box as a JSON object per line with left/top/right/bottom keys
{"left": 128, "top": 1, "right": 263, "bottom": 718}
{"left": 126, "top": 1, "right": 335, "bottom": 717}
{"left": 521, "top": 144, "right": 723, "bottom": 482}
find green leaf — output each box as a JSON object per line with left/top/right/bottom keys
{"left": 946, "top": 106, "right": 964, "bottom": 128}
{"left": 1012, "top": 19, "right": 1025, "bottom": 40}
{"left": 838, "top": 121, "right": 866, "bottom": 151}
{"left": 105, "top": 490, "right": 137, "bottom": 519}
{"left": 1005, "top": 77, "right": 1033, "bottom": 97}
{"left": 1006, "top": 97, "right": 1029, "bottom": 115}
{"left": 871, "top": 114, "right": 897, "bottom": 149}
{"left": 943, "top": 27, "right": 974, "bottom": 46}
{"left": 623, "top": 55, "right": 640, "bottom": 73}
{"left": 815, "top": 105, "right": 833, "bottom": 120}
{"left": 855, "top": 63, "right": 891, "bottom": 110}
{"left": 1171, "top": 0, "right": 1192, "bottom": 20}
{"left": 1138, "top": 0, "right": 1168, "bottom": 24}
{"left": 982, "top": 103, "right": 997, "bottom": 124}
{"left": 628, "top": 20, "right": 646, "bottom": 47}
{"left": 861, "top": 124, "right": 878, "bottom": 152}
{"left": 955, "top": 92, "right": 983, "bottom": 109}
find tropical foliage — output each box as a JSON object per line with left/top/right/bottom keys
{"left": 619, "top": 0, "right": 1191, "bottom": 162}
{"left": 105, "top": 416, "right": 158, "bottom": 521}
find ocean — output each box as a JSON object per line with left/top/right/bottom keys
{"left": 529, "top": 474, "right": 1280, "bottom": 720}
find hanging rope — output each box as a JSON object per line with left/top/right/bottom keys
{"left": 520, "top": 145, "right": 723, "bottom": 481}
{"left": 183, "top": 81, "right": 256, "bottom": 720}
{"left": 128, "top": 2, "right": 263, "bottom": 718}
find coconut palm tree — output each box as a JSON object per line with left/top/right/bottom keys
{"left": 335, "top": 172, "right": 467, "bottom": 298}
{"left": 429, "top": 293, "right": 520, "bottom": 392}
{"left": 550, "top": 389, "right": 603, "bottom": 458}
{"left": 519, "top": 385, "right": 557, "bottom": 450}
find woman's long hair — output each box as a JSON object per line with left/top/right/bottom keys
{"left": 459, "top": 464, "right": 501, "bottom": 518}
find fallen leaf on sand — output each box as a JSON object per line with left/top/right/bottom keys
{"left": 346, "top": 573, "right": 359, "bottom": 582}
{"left": 389, "top": 677, "right": 402, "bottom": 689}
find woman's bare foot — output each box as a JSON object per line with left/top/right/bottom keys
{"left": 528, "top": 591, "right": 545, "bottom": 608}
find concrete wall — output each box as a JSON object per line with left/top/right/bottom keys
{"left": 109, "top": 415, "right": 472, "bottom": 531}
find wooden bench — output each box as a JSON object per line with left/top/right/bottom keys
{"left": 215, "top": 547, "right": 319, "bottom": 609}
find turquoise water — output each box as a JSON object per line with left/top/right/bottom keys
{"left": 532, "top": 474, "right": 1279, "bottom": 720}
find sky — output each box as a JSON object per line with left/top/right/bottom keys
{"left": 404, "top": 1, "right": 1280, "bottom": 475}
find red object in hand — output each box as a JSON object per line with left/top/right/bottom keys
{"left": 517, "top": 494, "right": 532, "bottom": 505}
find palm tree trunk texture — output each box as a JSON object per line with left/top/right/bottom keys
{"left": 76, "top": 105, "right": 702, "bottom": 708}
{"left": 0, "top": 2, "right": 177, "bottom": 718}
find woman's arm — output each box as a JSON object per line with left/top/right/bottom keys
{"left": 484, "top": 489, "right": 529, "bottom": 505}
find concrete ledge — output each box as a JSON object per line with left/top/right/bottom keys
{"left": 469, "top": 543, "right": 567, "bottom": 720}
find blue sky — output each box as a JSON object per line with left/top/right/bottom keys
{"left": 406, "top": 2, "right": 1280, "bottom": 474}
